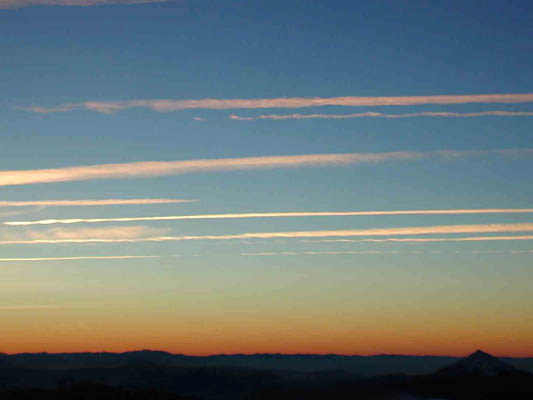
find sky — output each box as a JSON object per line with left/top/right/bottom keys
{"left": 0, "top": 0, "right": 532, "bottom": 357}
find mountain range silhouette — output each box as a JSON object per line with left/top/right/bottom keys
{"left": 1, "top": 350, "right": 532, "bottom": 399}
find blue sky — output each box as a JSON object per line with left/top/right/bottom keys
{"left": 0, "top": 0, "right": 532, "bottom": 356}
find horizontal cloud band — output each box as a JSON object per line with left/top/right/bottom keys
{"left": 22, "top": 93, "right": 533, "bottom": 114}
{"left": 5, "top": 208, "right": 533, "bottom": 226}
{"left": 0, "top": 198, "right": 195, "bottom": 207}
{"left": 1, "top": 223, "right": 532, "bottom": 245}
{"left": 230, "top": 111, "right": 533, "bottom": 121}
{"left": 1, "top": 149, "right": 531, "bottom": 187}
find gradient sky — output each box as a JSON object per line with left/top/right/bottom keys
{"left": 1, "top": 0, "right": 532, "bottom": 357}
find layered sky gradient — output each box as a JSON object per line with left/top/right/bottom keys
{"left": 1, "top": 0, "right": 532, "bottom": 357}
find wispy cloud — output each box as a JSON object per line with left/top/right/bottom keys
{"left": 6, "top": 208, "right": 533, "bottom": 226}
{"left": 1, "top": 149, "right": 531, "bottom": 187}
{"left": 0, "top": 225, "right": 170, "bottom": 244}
{"left": 0, "top": 255, "right": 160, "bottom": 262}
{"left": 0, "top": 207, "right": 42, "bottom": 218}
{"left": 0, "top": 305, "right": 65, "bottom": 311}
{"left": 1, "top": 223, "right": 532, "bottom": 245}
{"left": 0, "top": 198, "right": 195, "bottom": 208}
{"left": 21, "top": 93, "right": 533, "bottom": 114}
{"left": 23, "top": 226, "right": 170, "bottom": 241}
{"left": 230, "top": 110, "right": 533, "bottom": 121}
{"left": 0, "top": 0, "right": 168, "bottom": 9}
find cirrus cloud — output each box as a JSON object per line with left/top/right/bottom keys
{"left": 0, "top": 0, "right": 169, "bottom": 9}
{"left": 1, "top": 148, "right": 531, "bottom": 187}
{"left": 0, "top": 225, "right": 170, "bottom": 243}
{"left": 21, "top": 93, "right": 533, "bottom": 114}
{"left": 230, "top": 110, "right": 533, "bottom": 121}
{"left": 1, "top": 223, "right": 532, "bottom": 245}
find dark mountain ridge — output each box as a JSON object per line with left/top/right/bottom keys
{"left": 1, "top": 350, "right": 532, "bottom": 399}
{"left": 1, "top": 350, "right": 532, "bottom": 374}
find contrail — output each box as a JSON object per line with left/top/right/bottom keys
{"left": 1, "top": 223, "right": 532, "bottom": 245}
{"left": 241, "top": 249, "right": 533, "bottom": 256}
{"left": 0, "top": 198, "right": 196, "bottom": 208}
{"left": 302, "top": 235, "right": 533, "bottom": 243}
{"left": 5, "top": 208, "right": 533, "bottom": 226}
{"left": 21, "top": 93, "right": 533, "bottom": 114}
{"left": 0, "top": 255, "right": 161, "bottom": 262}
{"left": 0, "top": 0, "right": 168, "bottom": 9}
{"left": 230, "top": 110, "right": 533, "bottom": 121}
{"left": 1, "top": 149, "right": 531, "bottom": 187}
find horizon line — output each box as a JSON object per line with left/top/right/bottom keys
{"left": 1, "top": 348, "right": 531, "bottom": 359}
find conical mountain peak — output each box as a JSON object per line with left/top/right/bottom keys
{"left": 433, "top": 350, "right": 517, "bottom": 377}
{"left": 467, "top": 349, "right": 497, "bottom": 361}
{"left": 472, "top": 349, "right": 491, "bottom": 355}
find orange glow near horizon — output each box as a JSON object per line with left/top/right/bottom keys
{"left": 3, "top": 249, "right": 532, "bottom": 360}
{"left": 2, "top": 308, "right": 532, "bottom": 358}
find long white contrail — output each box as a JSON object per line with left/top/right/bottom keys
{"left": 21, "top": 93, "right": 533, "bottom": 114}
{"left": 0, "top": 0, "right": 168, "bottom": 9}
{"left": 5, "top": 208, "right": 533, "bottom": 226}
{"left": 230, "top": 110, "right": 533, "bottom": 121}
{"left": 0, "top": 198, "right": 196, "bottom": 208}
{"left": 1, "top": 223, "right": 532, "bottom": 245}
{"left": 1, "top": 149, "right": 531, "bottom": 187}
{"left": 0, "top": 255, "right": 160, "bottom": 262}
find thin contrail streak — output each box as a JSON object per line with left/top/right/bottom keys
{"left": 0, "top": 255, "right": 161, "bottom": 262}
{"left": 0, "top": 0, "right": 168, "bottom": 9}
{"left": 21, "top": 93, "right": 533, "bottom": 114}
{"left": 230, "top": 110, "right": 533, "bottom": 121}
{"left": 302, "top": 235, "right": 533, "bottom": 243}
{"left": 1, "top": 224, "right": 532, "bottom": 245}
{"left": 0, "top": 199, "right": 196, "bottom": 207}
{"left": 5, "top": 208, "right": 533, "bottom": 226}
{"left": 0, "top": 208, "right": 42, "bottom": 218}
{"left": 240, "top": 249, "right": 533, "bottom": 256}
{"left": 0, "top": 305, "right": 65, "bottom": 311}
{"left": 1, "top": 149, "right": 531, "bottom": 187}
